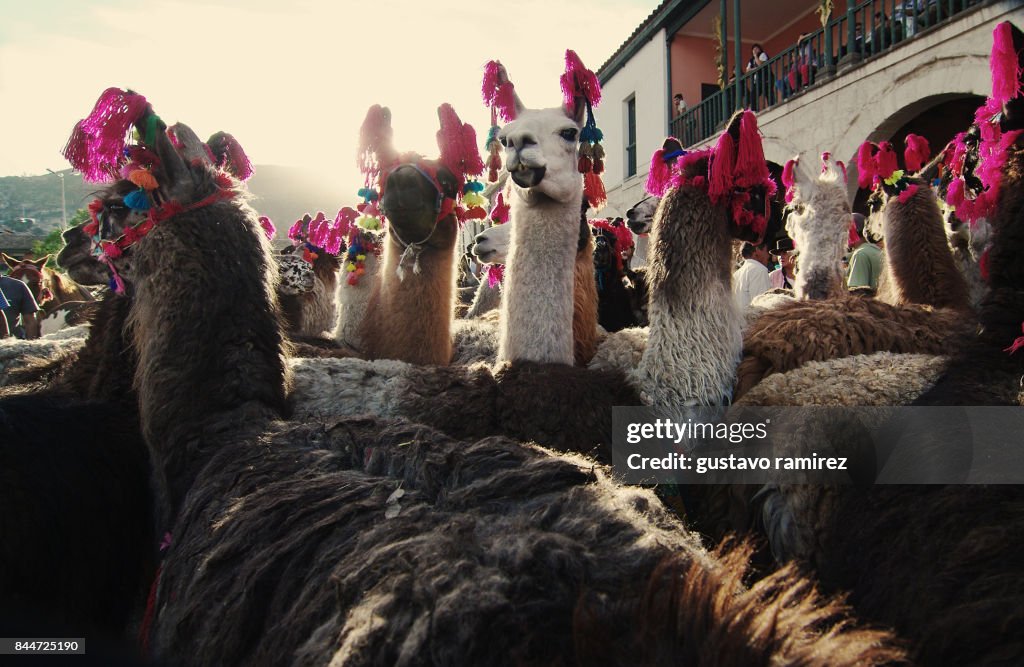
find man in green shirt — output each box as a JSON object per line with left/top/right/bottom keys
{"left": 847, "top": 213, "right": 883, "bottom": 290}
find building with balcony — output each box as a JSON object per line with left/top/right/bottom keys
{"left": 595, "top": 0, "right": 1023, "bottom": 262}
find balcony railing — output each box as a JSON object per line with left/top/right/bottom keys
{"left": 670, "top": 0, "right": 985, "bottom": 146}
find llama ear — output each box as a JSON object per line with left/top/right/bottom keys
{"left": 2, "top": 253, "right": 18, "bottom": 270}
{"left": 168, "top": 123, "right": 214, "bottom": 167}
{"left": 31, "top": 256, "right": 50, "bottom": 270}
{"left": 140, "top": 112, "right": 192, "bottom": 198}
{"left": 495, "top": 62, "right": 525, "bottom": 118}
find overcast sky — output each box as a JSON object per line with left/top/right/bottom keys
{"left": 0, "top": 0, "right": 655, "bottom": 195}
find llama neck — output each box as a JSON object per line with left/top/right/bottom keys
{"left": 882, "top": 186, "right": 970, "bottom": 311}
{"left": 635, "top": 188, "right": 742, "bottom": 406}
{"left": 573, "top": 235, "right": 599, "bottom": 366}
{"left": 792, "top": 195, "right": 847, "bottom": 300}
{"left": 335, "top": 247, "right": 380, "bottom": 350}
{"left": 794, "top": 246, "right": 845, "bottom": 300}
{"left": 361, "top": 225, "right": 456, "bottom": 366}
{"left": 129, "top": 200, "right": 288, "bottom": 522}
{"left": 498, "top": 193, "right": 580, "bottom": 365}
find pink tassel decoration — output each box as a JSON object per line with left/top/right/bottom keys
{"left": 489, "top": 193, "right": 510, "bottom": 224}
{"left": 708, "top": 132, "right": 736, "bottom": 204}
{"left": 903, "top": 134, "right": 931, "bottom": 173}
{"left": 288, "top": 216, "right": 307, "bottom": 243}
{"left": 63, "top": 88, "right": 150, "bottom": 182}
{"left": 733, "top": 112, "right": 769, "bottom": 188}
{"left": 781, "top": 158, "right": 797, "bottom": 203}
{"left": 437, "top": 103, "right": 484, "bottom": 187}
{"left": 645, "top": 148, "right": 673, "bottom": 196}
{"left": 258, "top": 216, "right": 276, "bottom": 240}
{"left": 896, "top": 183, "right": 919, "bottom": 204}
{"left": 335, "top": 207, "right": 358, "bottom": 236}
{"left": 856, "top": 142, "right": 878, "bottom": 188}
{"left": 483, "top": 61, "right": 518, "bottom": 122}
{"left": 945, "top": 177, "right": 966, "bottom": 210}
{"left": 486, "top": 263, "right": 505, "bottom": 288}
{"left": 560, "top": 50, "right": 602, "bottom": 110}
{"left": 358, "top": 105, "right": 396, "bottom": 178}
{"left": 874, "top": 142, "right": 899, "bottom": 180}
{"left": 207, "top": 132, "right": 253, "bottom": 181}
{"left": 990, "top": 22, "right": 1022, "bottom": 105}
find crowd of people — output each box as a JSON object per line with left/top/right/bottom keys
{"left": 732, "top": 211, "right": 882, "bottom": 310}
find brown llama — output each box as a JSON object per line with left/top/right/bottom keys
{"left": 75, "top": 94, "right": 903, "bottom": 667}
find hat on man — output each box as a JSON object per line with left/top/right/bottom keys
{"left": 769, "top": 237, "right": 795, "bottom": 255}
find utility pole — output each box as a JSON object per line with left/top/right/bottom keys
{"left": 46, "top": 168, "right": 68, "bottom": 230}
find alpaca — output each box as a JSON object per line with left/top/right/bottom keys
{"left": 625, "top": 193, "right": 659, "bottom": 235}
{"left": 355, "top": 105, "right": 484, "bottom": 367}
{"left": 458, "top": 207, "right": 599, "bottom": 366}
{"left": 73, "top": 96, "right": 902, "bottom": 667}
{"left": 625, "top": 116, "right": 773, "bottom": 407}
{"left": 462, "top": 222, "right": 507, "bottom": 318}
{"left": 782, "top": 154, "right": 850, "bottom": 301}
{"left": 276, "top": 213, "right": 342, "bottom": 338}
{"left": 592, "top": 217, "right": 639, "bottom": 332}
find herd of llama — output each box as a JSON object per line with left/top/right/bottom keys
{"left": 1, "top": 21, "right": 1023, "bottom": 667}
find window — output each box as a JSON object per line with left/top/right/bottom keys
{"left": 625, "top": 96, "right": 637, "bottom": 178}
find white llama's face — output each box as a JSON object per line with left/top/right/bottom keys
{"left": 498, "top": 107, "right": 583, "bottom": 204}
{"left": 785, "top": 155, "right": 848, "bottom": 251}
{"left": 474, "top": 222, "right": 511, "bottom": 264}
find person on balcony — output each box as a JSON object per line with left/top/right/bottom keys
{"left": 788, "top": 34, "right": 816, "bottom": 92}
{"left": 746, "top": 43, "right": 774, "bottom": 108}
{"left": 673, "top": 93, "right": 687, "bottom": 116}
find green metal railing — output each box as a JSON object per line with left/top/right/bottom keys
{"left": 670, "top": 0, "right": 984, "bottom": 146}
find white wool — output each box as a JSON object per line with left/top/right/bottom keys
{"left": 588, "top": 327, "right": 647, "bottom": 373}
{"left": 288, "top": 357, "right": 412, "bottom": 419}
{"left": 497, "top": 107, "right": 584, "bottom": 366}
{"left": 450, "top": 317, "right": 499, "bottom": 365}
{"left": 786, "top": 155, "right": 850, "bottom": 300}
{"left": 334, "top": 250, "right": 380, "bottom": 351}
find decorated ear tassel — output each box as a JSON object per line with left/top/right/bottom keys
{"left": 128, "top": 168, "right": 159, "bottom": 191}
{"left": 781, "top": 158, "right": 797, "bottom": 203}
{"left": 991, "top": 21, "right": 1022, "bottom": 105}
{"left": 856, "top": 142, "right": 879, "bottom": 189}
{"left": 903, "top": 134, "right": 931, "bottom": 173}
{"left": 207, "top": 132, "right": 254, "bottom": 181}
{"left": 489, "top": 192, "right": 510, "bottom": 225}
{"left": 258, "top": 216, "right": 276, "bottom": 241}
{"left": 733, "top": 111, "right": 770, "bottom": 188}
{"left": 874, "top": 142, "right": 899, "bottom": 181}
{"left": 707, "top": 131, "right": 735, "bottom": 205}
{"left": 63, "top": 88, "right": 150, "bottom": 182}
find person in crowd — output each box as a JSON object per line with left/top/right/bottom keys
{"left": 673, "top": 93, "right": 687, "bottom": 116}
{"left": 0, "top": 271, "right": 40, "bottom": 339}
{"left": 846, "top": 212, "right": 883, "bottom": 290}
{"left": 746, "top": 43, "right": 774, "bottom": 107}
{"left": 733, "top": 241, "right": 772, "bottom": 310}
{"left": 768, "top": 238, "right": 797, "bottom": 289}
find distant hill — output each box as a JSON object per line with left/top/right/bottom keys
{"left": 0, "top": 166, "right": 347, "bottom": 247}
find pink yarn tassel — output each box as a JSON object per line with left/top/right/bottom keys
{"left": 258, "top": 216, "right": 276, "bottom": 240}
{"left": 645, "top": 148, "right": 673, "bottom": 196}
{"left": 486, "top": 263, "right": 505, "bottom": 288}
{"left": 437, "top": 103, "right": 483, "bottom": 185}
{"left": 288, "top": 217, "right": 306, "bottom": 242}
{"left": 560, "top": 50, "right": 601, "bottom": 109}
{"left": 856, "top": 142, "right": 878, "bottom": 188}
{"left": 489, "top": 193, "right": 510, "bottom": 224}
{"left": 990, "top": 22, "right": 1022, "bottom": 105}
{"left": 781, "top": 158, "right": 797, "bottom": 203}
{"left": 708, "top": 132, "right": 735, "bottom": 205}
{"left": 903, "top": 134, "right": 931, "bottom": 173}
{"left": 733, "top": 112, "right": 769, "bottom": 188}
{"left": 208, "top": 132, "right": 253, "bottom": 181}
{"left": 874, "top": 142, "right": 899, "bottom": 180}
{"left": 63, "top": 88, "right": 149, "bottom": 182}
{"left": 945, "top": 177, "right": 966, "bottom": 210}
{"left": 896, "top": 183, "right": 919, "bottom": 204}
